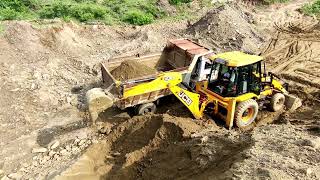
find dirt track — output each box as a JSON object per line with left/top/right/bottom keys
{"left": 0, "top": 1, "right": 320, "bottom": 180}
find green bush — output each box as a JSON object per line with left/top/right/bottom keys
{"left": 0, "top": 8, "right": 19, "bottom": 20}
{"left": 302, "top": 0, "right": 320, "bottom": 16}
{"left": 0, "top": 0, "right": 171, "bottom": 25}
{"left": 169, "top": 0, "right": 193, "bottom": 5}
{"left": 39, "top": 1, "right": 108, "bottom": 22}
{"left": 0, "top": 0, "right": 39, "bottom": 20}
{"left": 123, "top": 10, "right": 154, "bottom": 25}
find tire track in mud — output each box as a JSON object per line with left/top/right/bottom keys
{"left": 263, "top": 20, "right": 320, "bottom": 91}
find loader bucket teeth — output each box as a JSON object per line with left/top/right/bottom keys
{"left": 284, "top": 94, "right": 302, "bottom": 112}
{"left": 86, "top": 88, "right": 114, "bottom": 124}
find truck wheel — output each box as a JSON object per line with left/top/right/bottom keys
{"left": 136, "top": 103, "right": 156, "bottom": 115}
{"left": 270, "top": 93, "right": 285, "bottom": 112}
{"left": 235, "top": 99, "right": 259, "bottom": 129}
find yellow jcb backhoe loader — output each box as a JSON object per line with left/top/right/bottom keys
{"left": 121, "top": 51, "right": 301, "bottom": 129}
{"left": 86, "top": 39, "right": 301, "bottom": 129}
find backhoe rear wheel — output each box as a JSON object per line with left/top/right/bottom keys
{"left": 235, "top": 99, "right": 259, "bottom": 129}
{"left": 270, "top": 93, "right": 285, "bottom": 112}
{"left": 136, "top": 103, "right": 156, "bottom": 115}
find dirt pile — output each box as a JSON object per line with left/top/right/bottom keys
{"left": 0, "top": 19, "right": 185, "bottom": 179}
{"left": 55, "top": 113, "right": 203, "bottom": 179}
{"left": 187, "top": 3, "right": 265, "bottom": 53}
{"left": 111, "top": 60, "right": 157, "bottom": 81}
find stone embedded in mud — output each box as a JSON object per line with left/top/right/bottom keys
{"left": 112, "top": 152, "right": 121, "bottom": 157}
{"left": 60, "top": 149, "right": 69, "bottom": 157}
{"left": 39, "top": 156, "right": 50, "bottom": 165}
{"left": 303, "top": 138, "right": 320, "bottom": 149}
{"left": 32, "top": 147, "right": 48, "bottom": 153}
{"left": 97, "top": 123, "right": 112, "bottom": 135}
{"left": 1, "top": 176, "right": 10, "bottom": 180}
{"left": 200, "top": 136, "right": 209, "bottom": 144}
{"left": 48, "top": 151, "right": 56, "bottom": 157}
{"left": 49, "top": 141, "right": 60, "bottom": 150}
{"left": 71, "top": 147, "right": 81, "bottom": 155}
{"left": 78, "top": 139, "right": 86, "bottom": 146}
{"left": 305, "top": 168, "right": 313, "bottom": 176}
{"left": 7, "top": 173, "right": 22, "bottom": 180}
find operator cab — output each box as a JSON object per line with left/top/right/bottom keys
{"left": 190, "top": 56, "right": 213, "bottom": 88}
{"left": 207, "top": 51, "right": 265, "bottom": 97}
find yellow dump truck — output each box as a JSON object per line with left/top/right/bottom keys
{"left": 87, "top": 39, "right": 214, "bottom": 122}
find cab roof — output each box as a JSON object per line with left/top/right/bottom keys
{"left": 209, "top": 51, "right": 263, "bottom": 67}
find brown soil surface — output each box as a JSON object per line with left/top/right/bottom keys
{"left": 111, "top": 60, "right": 157, "bottom": 81}
{"left": 187, "top": 3, "right": 265, "bottom": 53}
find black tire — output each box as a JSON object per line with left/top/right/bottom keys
{"left": 270, "top": 93, "right": 285, "bottom": 112}
{"left": 235, "top": 99, "right": 259, "bottom": 129}
{"left": 136, "top": 103, "right": 156, "bottom": 115}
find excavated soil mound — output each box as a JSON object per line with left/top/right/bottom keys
{"left": 187, "top": 3, "right": 265, "bottom": 53}
{"left": 111, "top": 60, "right": 157, "bottom": 81}
{"left": 56, "top": 114, "right": 203, "bottom": 179}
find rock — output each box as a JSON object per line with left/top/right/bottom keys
{"left": 200, "top": 136, "right": 209, "bottom": 144}
{"left": 60, "top": 149, "right": 69, "bottom": 156}
{"left": 8, "top": 173, "right": 22, "bottom": 180}
{"left": 1, "top": 176, "right": 10, "bottom": 180}
{"left": 65, "top": 145, "right": 71, "bottom": 151}
{"left": 71, "top": 147, "right": 81, "bottom": 155}
{"left": 66, "top": 96, "right": 72, "bottom": 104}
{"left": 53, "top": 154, "right": 61, "bottom": 160}
{"left": 78, "top": 139, "right": 86, "bottom": 146}
{"left": 48, "top": 151, "right": 56, "bottom": 157}
{"left": 302, "top": 138, "right": 320, "bottom": 149}
{"left": 39, "top": 156, "right": 50, "bottom": 164}
{"left": 97, "top": 124, "right": 112, "bottom": 135}
{"left": 30, "top": 83, "right": 36, "bottom": 90}
{"left": 112, "top": 152, "right": 121, "bottom": 157}
{"left": 32, "top": 161, "right": 38, "bottom": 167}
{"left": 74, "top": 138, "right": 80, "bottom": 144}
{"left": 119, "top": 126, "right": 125, "bottom": 132}
{"left": 190, "top": 133, "right": 201, "bottom": 138}
{"left": 305, "top": 168, "right": 313, "bottom": 176}
{"left": 70, "top": 95, "right": 78, "bottom": 106}
{"left": 19, "top": 167, "right": 28, "bottom": 173}
{"left": 32, "top": 147, "right": 48, "bottom": 153}
{"left": 50, "top": 141, "right": 60, "bottom": 150}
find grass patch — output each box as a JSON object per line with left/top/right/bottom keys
{"left": 39, "top": 1, "right": 109, "bottom": 22}
{"left": 169, "top": 0, "right": 193, "bottom": 5}
{"left": 0, "top": 0, "right": 210, "bottom": 25}
{"left": 302, "top": 0, "right": 320, "bottom": 17}
{"left": 263, "top": 0, "right": 291, "bottom": 4}
{"left": 0, "top": 0, "right": 164, "bottom": 25}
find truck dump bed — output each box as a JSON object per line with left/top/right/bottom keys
{"left": 100, "top": 39, "right": 211, "bottom": 109}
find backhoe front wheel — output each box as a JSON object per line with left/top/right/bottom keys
{"left": 136, "top": 103, "right": 156, "bottom": 115}
{"left": 235, "top": 99, "right": 259, "bottom": 129}
{"left": 270, "top": 93, "right": 285, "bottom": 112}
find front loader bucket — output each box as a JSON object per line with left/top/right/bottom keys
{"left": 284, "top": 94, "right": 302, "bottom": 112}
{"left": 86, "top": 88, "right": 114, "bottom": 124}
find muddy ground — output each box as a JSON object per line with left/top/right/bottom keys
{"left": 0, "top": 0, "right": 319, "bottom": 180}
